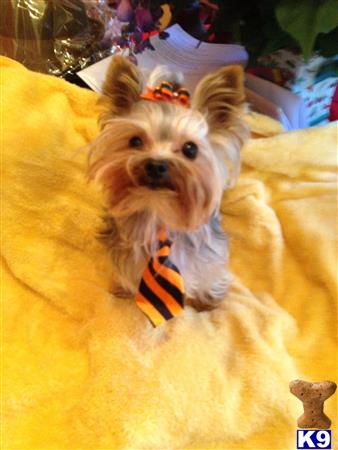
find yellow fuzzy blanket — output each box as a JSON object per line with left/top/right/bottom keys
{"left": 2, "top": 56, "right": 337, "bottom": 449}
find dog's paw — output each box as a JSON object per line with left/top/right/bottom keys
{"left": 186, "top": 294, "right": 224, "bottom": 312}
{"left": 111, "top": 285, "right": 133, "bottom": 299}
{"left": 186, "top": 276, "right": 229, "bottom": 311}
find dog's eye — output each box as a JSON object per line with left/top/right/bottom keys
{"left": 182, "top": 141, "right": 198, "bottom": 160}
{"left": 129, "top": 136, "right": 143, "bottom": 148}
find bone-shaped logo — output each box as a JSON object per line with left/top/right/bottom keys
{"left": 290, "top": 379, "right": 337, "bottom": 429}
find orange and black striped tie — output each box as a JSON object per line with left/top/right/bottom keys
{"left": 136, "top": 229, "right": 185, "bottom": 327}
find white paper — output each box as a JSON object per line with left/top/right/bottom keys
{"left": 78, "top": 24, "right": 305, "bottom": 130}
{"left": 78, "top": 24, "right": 248, "bottom": 92}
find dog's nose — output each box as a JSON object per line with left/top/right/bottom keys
{"left": 145, "top": 159, "right": 169, "bottom": 179}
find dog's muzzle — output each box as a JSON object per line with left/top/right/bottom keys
{"left": 140, "top": 159, "right": 173, "bottom": 190}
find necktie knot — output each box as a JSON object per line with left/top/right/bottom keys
{"left": 157, "top": 228, "right": 171, "bottom": 245}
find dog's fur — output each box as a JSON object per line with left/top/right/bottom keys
{"left": 88, "top": 56, "right": 248, "bottom": 310}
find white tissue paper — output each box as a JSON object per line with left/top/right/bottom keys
{"left": 78, "top": 25, "right": 306, "bottom": 130}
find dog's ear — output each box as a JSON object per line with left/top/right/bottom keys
{"left": 192, "top": 65, "right": 245, "bottom": 131}
{"left": 102, "top": 56, "right": 143, "bottom": 116}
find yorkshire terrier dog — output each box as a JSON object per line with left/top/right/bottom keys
{"left": 88, "top": 56, "right": 248, "bottom": 312}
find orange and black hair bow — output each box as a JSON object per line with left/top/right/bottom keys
{"left": 141, "top": 81, "right": 190, "bottom": 107}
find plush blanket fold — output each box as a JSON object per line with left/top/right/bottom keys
{"left": 1, "top": 56, "right": 337, "bottom": 450}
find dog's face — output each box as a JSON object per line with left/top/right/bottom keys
{"left": 88, "top": 56, "right": 247, "bottom": 231}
